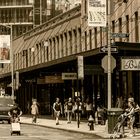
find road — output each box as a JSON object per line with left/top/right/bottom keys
{"left": 0, "top": 123, "right": 103, "bottom": 140}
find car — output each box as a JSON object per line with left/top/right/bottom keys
{"left": 0, "top": 96, "right": 15, "bottom": 124}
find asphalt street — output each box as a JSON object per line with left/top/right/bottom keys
{"left": 0, "top": 123, "right": 103, "bottom": 140}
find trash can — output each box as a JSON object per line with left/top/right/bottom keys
{"left": 107, "top": 108, "right": 123, "bottom": 134}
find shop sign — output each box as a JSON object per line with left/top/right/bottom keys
{"left": 121, "top": 58, "right": 140, "bottom": 71}
{"left": 62, "top": 73, "right": 77, "bottom": 80}
{"left": 45, "top": 76, "right": 64, "bottom": 83}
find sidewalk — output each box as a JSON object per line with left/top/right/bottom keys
{"left": 20, "top": 115, "right": 140, "bottom": 139}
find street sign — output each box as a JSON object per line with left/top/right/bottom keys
{"left": 101, "top": 55, "right": 116, "bottom": 73}
{"left": 111, "top": 33, "right": 129, "bottom": 38}
{"left": 100, "top": 46, "right": 118, "bottom": 53}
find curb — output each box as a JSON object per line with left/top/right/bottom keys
{"left": 20, "top": 121, "right": 105, "bottom": 138}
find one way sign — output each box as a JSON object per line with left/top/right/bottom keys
{"left": 99, "top": 46, "right": 118, "bottom": 53}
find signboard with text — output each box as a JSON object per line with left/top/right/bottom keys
{"left": 87, "top": 0, "right": 106, "bottom": 27}
{"left": 121, "top": 58, "right": 140, "bottom": 71}
{"left": 62, "top": 73, "right": 77, "bottom": 80}
{"left": 0, "top": 35, "right": 10, "bottom": 63}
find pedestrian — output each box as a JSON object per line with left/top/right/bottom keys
{"left": 74, "top": 98, "right": 82, "bottom": 123}
{"left": 125, "top": 98, "right": 135, "bottom": 137}
{"left": 53, "top": 98, "right": 62, "bottom": 125}
{"left": 26, "top": 101, "right": 30, "bottom": 114}
{"left": 84, "top": 97, "right": 93, "bottom": 119}
{"left": 66, "top": 97, "right": 73, "bottom": 123}
{"left": 8, "top": 103, "right": 22, "bottom": 123}
{"left": 115, "top": 95, "right": 124, "bottom": 109}
{"left": 31, "top": 101, "right": 39, "bottom": 123}
{"left": 64, "top": 99, "right": 68, "bottom": 118}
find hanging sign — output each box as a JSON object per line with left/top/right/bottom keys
{"left": 87, "top": 0, "right": 107, "bottom": 27}
{"left": 77, "top": 56, "right": 84, "bottom": 79}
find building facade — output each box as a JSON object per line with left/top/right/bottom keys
{"left": 0, "top": 0, "right": 140, "bottom": 114}
{"left": 0, "top": 0, "right": 33, "bottom": 38}
{"left": 0, "top": 0, "right": 71, "bottom": 38}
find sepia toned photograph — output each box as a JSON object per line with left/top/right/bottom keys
{"left": 0, "top": 0, "right": 140, "bottom": 139}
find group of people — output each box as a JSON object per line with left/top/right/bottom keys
{"left": 8, "top": 94, "right": 140, "bottom": 138}
{"left": 52, "top": 97, "right": 96, "bottom": 125}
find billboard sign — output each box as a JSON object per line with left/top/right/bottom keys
{"left": 87, "top": 0, "right": 107, "bottom": 27}
{"left": 0, "top": 35, "right": 10, "bottom": 63}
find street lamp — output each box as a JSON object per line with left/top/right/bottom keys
{"left": 0, "top": 24, "right": 14, "bottom": 100}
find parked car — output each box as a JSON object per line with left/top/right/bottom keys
{"left": 0, "top": 96, "right": 15, "bottom": 123}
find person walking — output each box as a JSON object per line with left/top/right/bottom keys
{"left": 66, "top": 97, "right": 73, "bottom": 123}
{"left": 53, "top": 98, "right": 62, "bottom": 125}
{"left": 125, "top": 98, "right": 135, "bottom": 137}
{"left": 84, "top": 97, "right": 93, "bottom": 119}
{"left": 74, "top": 98, "right": 82, "bottom": 123}
{"left": 31, "top": 101, "right": 39, "bottom": 123}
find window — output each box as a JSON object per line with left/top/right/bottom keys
{"left": 85, "top": 31, "right": 87, "bottom": 50}
{"left": 118, "top": 18, "right": 122, "bottom": 41}
{"left": 135, "top": 12, "right": 139, "bottom": 42}
{"left": 73, "top": 29, "right": 77, "bottom": 53}
{"left": 69, "top": 31, "right": 72, "bottom": 54}
{"left": 126, "top": 15, "right": 129, "bottom": 42}
{"left": 78, "top": 28, "right": 81, "bottom": 52}
{"left": 100, "top": 27, "right": 102, "bottom": 47}
{"left": 64, "top": 33, "right": 67, "bottom": 55}
{"left": 94, "top": 28, "right": 97, "bottom": 48}
{"left": 112, "top": 20, "right": 115, "bottom": 33}
{"left": 89, "top": 30, "right": 92, "bottom": 50}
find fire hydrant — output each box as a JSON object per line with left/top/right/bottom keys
{"left": 88, "top": 115, "right": 94, "bottom": 130}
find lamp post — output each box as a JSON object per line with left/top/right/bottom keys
{"left": 0, "top": 24, "right": 14, "bottom": 100}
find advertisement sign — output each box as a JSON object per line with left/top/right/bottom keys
{"left": 0, "top": 35, "right": 10, "bottom": 63}
{"left": 77, "top": 56, "right": 84, "bottom": 79}
{"left": 87, "top": 0, "right": 107, "bottom": 27}
{"left": 121, "top": 58, "right": 140, "bottom": 71}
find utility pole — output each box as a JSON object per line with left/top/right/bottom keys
{"left": 107, "top": 0, "right": 111, "bottom": 110}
